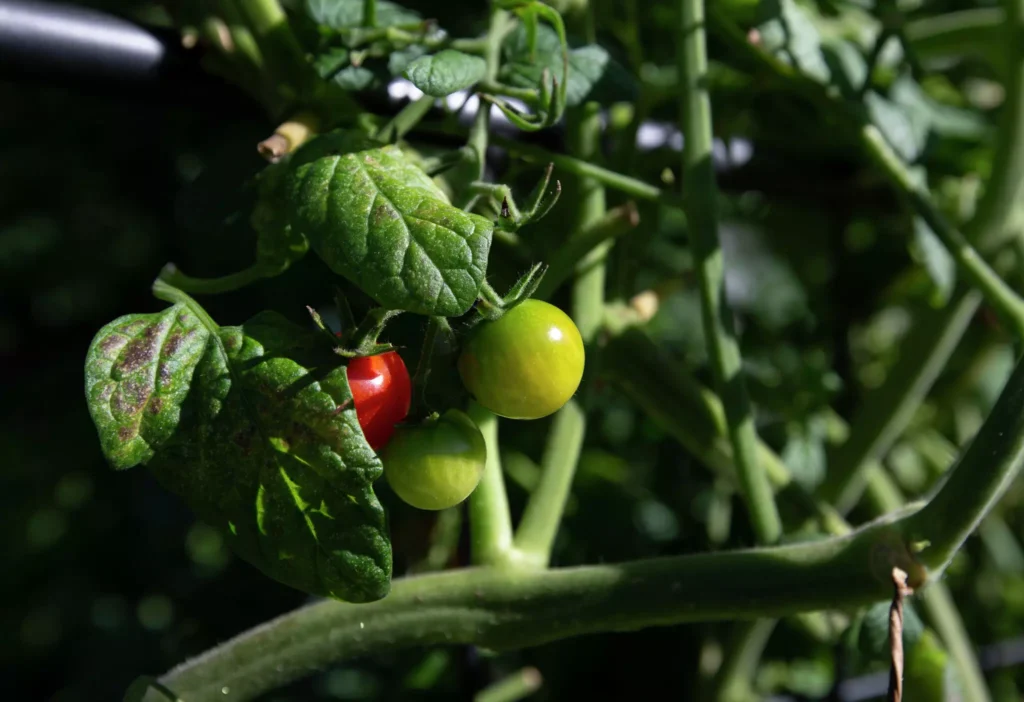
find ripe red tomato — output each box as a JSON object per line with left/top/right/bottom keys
{"left": 347, "top": 350, "right": 412, "bottom": 451}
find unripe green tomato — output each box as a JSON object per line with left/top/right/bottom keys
{"left": 381, "top": 409, "right": 486, "bottom": 510}
{"left": 457, "top": 299, "right": 585, "bottom": 420}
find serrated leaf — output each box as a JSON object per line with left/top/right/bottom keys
{"left": 288, "top": 130, "right": 493, "bottom": 316}
{"left": 86, "top": 305, "right": 393, "bottom": 603}
{"left": 756, "top": 0, "right": 832, "bottom": 84}
{"left": 912, "top": 216, "right": 956, "bottom": 305}
{"left": 405, "top": 50, "right": 487, "bottom": 97}
{"left": 305, "top": 0, "right": 420, "bottom": 29}
{"left": 499, "top": 24, "right": 636, "bottom": 107}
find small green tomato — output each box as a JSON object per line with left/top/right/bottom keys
{"left": 458, "top": 299, "right": 585, "bottom": 420}
{"left": 381, "top": 409, "right": 486, "bottom": 511}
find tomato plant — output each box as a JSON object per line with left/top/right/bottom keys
{"left": 458, "top": 299, "right": 585, "bottom": 420}
{"left": 381, "top": 409, "right": 486, "bottom": 510}
{"left": 14, "top": 0, "right": 1023, "bottom": 698}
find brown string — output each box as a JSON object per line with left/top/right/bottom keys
{"left": 887, "top": 567, "right": 914, "bottom": 702}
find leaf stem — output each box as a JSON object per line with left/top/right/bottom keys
{"left": 919, "top": 584, "right": 992, "bottom": 702}
{"left": 467, "top": 7, "right": 511, "bottom": 178}
{"left": 466, "top": 401, "right": 515, "bottom": 567}
{"left": 151, "top": 278, "right": 220, "bottom": 332}
{"left": 678, "top": 0, "right": 781, "bottom": 544}
{"left": 711, "top": 619, "right": 778, "bottom": 702}
{"left": 157, "top": 262, "right": 274, "bottom": 295}
{"left": 513, "top": 400, "right": 586, "bottom": 566}
{"left": 376, "top": 94, "right": 436, "bottom": 143}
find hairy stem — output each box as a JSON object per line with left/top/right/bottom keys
{"left": 567, "top": 102, "right": 611, "bottom": 343}
{"left": 466, "top": 401, "right": 515, "bottom": 567}
{"left": 467, "top": 8, "right": 510, "bottom": 178}
{"left": 157, "top": 262, "right": 275, "bottom": 295}
{"left": 513, "top": 400, "right": 586, "bottom": 566}
{"left": 678, "top": 0, "right": 781, "bottom": 544}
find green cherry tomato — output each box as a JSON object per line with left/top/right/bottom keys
{"left": 381, "top": 409, "right": 486, "bottom": 511}
{"left": 457, "top": 299, "right": 585, "bottom": 420}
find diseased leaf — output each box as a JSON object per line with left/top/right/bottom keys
{"left": 499, "top": 24, "right": 636, "bottom": 107}
{"left": 304, "top": 0, "right": 420, "bottom": 29}
{"left": 85, "top": 305, "right": 392, "bottom": 603}
{"left": 404, "top": 50, "right": 487, "bottom": 97}
{"left": 287, "top": 130, "right": 493, "bottom": 316}
{"left": 85, "top": 304, "right": 210, "bottom": 469}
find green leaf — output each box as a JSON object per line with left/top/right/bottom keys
{"left": 756, "top": 0, "right": 832, "bottom": 84}
{"left": 404, "top": 50, "right": 487, "bottom": 97}
{"left": 86, "top": 304, "right": 393, "bottom": 603}
{"left": 252, "top": 162, "right": 309, "bottom": 274}
{"left": 388, "top": 44, "right": 428, "bottom": 76}
{"left": 304, "top": 0, "right": 420, "bottom": 29}
{"left": 857, "top": 599, "right": 924, "bottom": 660}
{"left": 499, "top": 24, "right": 636, "bottom": 107}
{"left": 85, "top": 303, "right": 211, "bottom": 470}
{"left": 287, "top": 130, "right": 494, "bottom": 316}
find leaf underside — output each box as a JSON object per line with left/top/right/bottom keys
{"left": 85, "top": 304, "right": 392, "bottom": 603}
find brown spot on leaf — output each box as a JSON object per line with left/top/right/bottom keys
{"left": 148, "top": 397, "right": 164, "bottom": 414}
{"left": 99, "top": 334, "right": 124, "bottom": 355}
{"left": 374, "top": 204, "right": 399, "bottom": 225}
{"left": 118, "top": 334, "right": 159, "bottom": 375}
{"left": 118, "top": 426, "right": 133, "bottom": 441}
{"left": 165, "top": 332, "right": 183, "bottom": 357}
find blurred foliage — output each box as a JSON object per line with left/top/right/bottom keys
{"left": 5, "top": 0, "right": 1024, "bottom": 700}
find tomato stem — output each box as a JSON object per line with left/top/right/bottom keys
{"left": 466, "top": 401, "right": 515, "bottom": 567}
{"left": 678, "top": 0, "right": 782, "bottom": 545}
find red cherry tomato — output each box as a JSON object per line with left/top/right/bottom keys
{"left": 346, "top": 350, "right": 412, "bottom": 451}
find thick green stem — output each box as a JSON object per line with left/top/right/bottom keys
{"left": 905, "top": 354, "right": 1024, "bottom": 572}
{"left": 678, "top": 0, "right": 781, "bottom": 545}
{"left": 513, "top": 400, "right": 586, "bottom": 566}
{"left": 155, "top": 513, "right": 920, "bottom": 702}
{"left": 567, "top": 102, "right": 610, "bottom": 343}
{"left": 819, "top": 289, "right": 982, "bottom": 513}
{"left": 466, "top": 402, "right": 515, "bottom": 567}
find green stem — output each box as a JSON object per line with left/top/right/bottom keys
{"left": 860, "top": 126, "right": 1024, "bottom": 338}
{"left": 474, "top": 668, "right": 542, "bottom": 702}
{"left": 904, "top": 8, "right": 1006, "bottom": 69}
{"left": 156, "top": 513, "right": 921, "bottom": 702}
{"left": 363, "top": 0, "right": 376, "bottom": 27}
{"left": 377, "top": 94, "right": 436, "bottom": 143}
{"left": 678, "top": 0, "right": 781, "bottom": 545}
{"left": 489, "top": 133, "right": 684, "bottom": 206}
{"left": 157, "top": 262, "right": 274, "bottom": 295}
{"left": 965, "top": 0, "right": 1024, "bottom": 251}
{"left": 513, "top": 400, "right": 586, "bottom": 566}
{"left": 466, "top": 401, "right": 515, "bottom": 567}
{"left": 151, "top": 279, "right": 220, "bottom": 333}
{"left": 905, "top": 351, "right": 1024, "bottom": 573}
{"left": 536, "top": 202, "right": 639, "bottom": 300}
{"left": 467, "top": 8, "right": 510, "bottom": 179}
{"left": 919, "top": 584, "right": 991, "bottom": 702}
{"left": 566, "top": 102, "right": 611, "bottom": 343}
{"left": 712, "top": 619, "right": 778, "bottom": 702}
{"left": 818, "top": 289, "right": 982, "bottom": 513}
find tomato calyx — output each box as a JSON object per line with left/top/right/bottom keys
{"left": 305, "top": 293, "right": 402, "bottom": 358}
